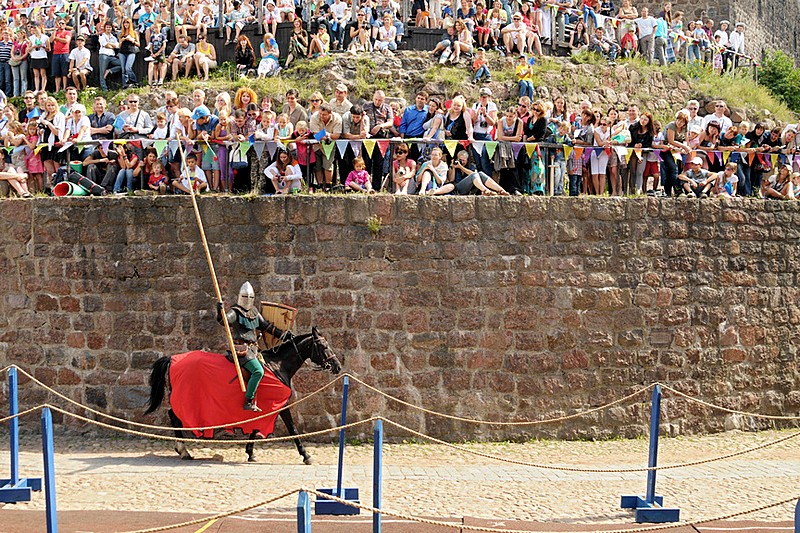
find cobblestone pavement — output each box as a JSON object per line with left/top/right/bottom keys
{"left": 1, "top": 428, "right": 799, "bottom": 527}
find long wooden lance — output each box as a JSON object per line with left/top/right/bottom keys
{"left": 175, "top": 133, "right": 246, "bottom": 392}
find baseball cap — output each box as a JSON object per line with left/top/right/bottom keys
{"left": 691, "top": 156, "right": 703, "bottom": 165}
{"left": 335, "top": 83, "right": 348, "bottom": 92}
{"left": 191, "top": 105, "right": 210, "bottom": 120}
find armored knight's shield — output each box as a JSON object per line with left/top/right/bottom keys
{"left": 260, "top": 301, "right": 297, "bottom": 349}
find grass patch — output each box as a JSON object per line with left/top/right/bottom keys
{"left": 422, "top": 63, "right": 471, "bottom": 95}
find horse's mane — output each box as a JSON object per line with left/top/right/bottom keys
{"left": 264, "top": 331, "right": 315, "bottom": 361}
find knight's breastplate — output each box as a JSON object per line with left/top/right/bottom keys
{"left": 231, "top": 307, "right": 260, "bottom": 344}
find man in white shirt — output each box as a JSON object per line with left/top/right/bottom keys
{"left": 329, "top": 0, "right": 349, "bottom": 50}
{"left": 635, "top": 7, "right": 657, "bottom": 64}
{"left": 684, "top": 99, "right": 703, "bottom": 133}
{"left": 702, "top": 100, "right": 733, "bottom": 135}
{"left": 68, "top": 35, "right": 92, "bottom": 90}
{"left": 727, "top": 22, "right": 745, "bottom": 71}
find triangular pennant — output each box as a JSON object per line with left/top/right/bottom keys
{"left": 653, "top": 149, "right": 662, "bottom": 162}
{"left": 113, "top": 139, "right": 127, "bottom": 145}
{"left": 795, "top": 155, "right": 800, "bottom": 168}
{"left": 722, "top": 151, "right": 731, "bottom": 164}
{"left": 266, "top": 141, "right": 278, "bottom": 158}
{"left": 100, "top": 140, "right": 112, "bottom": 152}
{"left": 376, "top": 140, "right": 390, "bottom": 157}
{"left": 336, "top": 140, "right": 349, "bottom": 158}
{"left": 322, "top": 140, "right": 336, "bottom": 159}
{"left": 471, "top": 140, "right": 485, "bottom": 157}
{"left": 525, "top": 143, "right": 536, "bottom": 158}
{"left": 141, "top": 139, "right": 153, "bottom": 149}
{"left": 58, "top": 141, "right": 73, "bottom": 153}
{"left": 362, "top": 139, "right": 376, "bottom": 157}
{"left": 573, "top": 147, "right": 584, "bottom": 160}
{"left": 444, "top": 140, "right": 458, "bottom": 157}
{"left": 153, "top": 140, "right": 167, "bottom": 156}
{"left": 253, "top": 141, "right": 265, "bottom": 158}
{"left": 484, "top": 141, "right": 498, "bottom": 159}
{"left": 771, "top": 154, "right": 779, "bottom": 168}
{"left": 748, "top": 152, "right": 756, "bottom": 166}
{"left": 170, "top": 141, "right": 179, "bottom": 157}
{"left": 129, "top": 140, "right": 142, "bottom": 149}
{"left": 349, "top": 141, "right": 362, "bottom": 158}
{"left": 672, "top": 151, "right": 682, "bottom": 163}
{"left": 34, "top": 143, "right": 46, "bottom": 155}
{"left": 239, "top": 141, "right": 252, "bottom": 155}
{"left": 562, "top": 145, "right": 572, "bottom": 160}
{"left": 594, "top": 147, "right": 604, "bottom": 157}
{"left": 458, "top": 140, "right": 470, "bottom": 150}
{"left": 632, "top": 148, "right": 642, "bottom": 162}
{"left": 511, "top": 142, "right": 524, "bottom": 159}
{"left": 614, "top": 146, "right": 628, "bottom": 160}
{"left": 714, "top": 152, "right": 722, "bottom": 165}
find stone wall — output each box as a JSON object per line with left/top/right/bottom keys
{"left": 1, "top": 196, "right": 800, "bottom": 442}
{"left": 637, "top": 1, "right": 800, "bottom": 62}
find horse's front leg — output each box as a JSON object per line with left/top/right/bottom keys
{"left": 169, "top": 409, "right": 193, "bottom": 460}
{"left": 280, "top": 408, "right": 312, "bottom": 465}
{"left": 245, "top": 430, "right": 259, "bottom": 463}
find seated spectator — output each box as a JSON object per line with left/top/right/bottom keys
{"left": 169, "top": 34, "right": 196, "bottom": 80}
{"left": 276, "top": 0, "right": 297, "bottom": 22}
{"left": 68, "top": 35, "right": 91, "bottom": 90}
{"left": 433, "top": 149, "right": 509, "bottom": 195}
{"left": 266, "top": 149, "right": 303, "bottom": 194}
{"left": 487, "top": 1, "right": 506, "bottom": 49}
{"left": 431, "top": 23, "right": 456, "bottom": 62}
{"left": 515, "top": 55, "right": 534, "bottom": 98}
{"left": 194, "top": 34, "right": 217, "bottom": 81}
{"left": 570, "top": 18, "right": 589, "bottom": 49}
{"left": 286, "top": 18, "right": 309, "bottom": 66}
{"left": 762, "top": 164, "right": 794, "bottom": 200}
{"left": 449, "top": 19, "right": 473, "bottom": 63}
{"left": 345, "top": 156, "right": 374, "bottom": 193}
{"left": 502, "top": 13, "right": 530, "bottom": 55}
{"left": 98, "top": 22, "right": 122, "bottom": 91}
{"left": 348, "top": 12, "right": 372, "bottom": 53}
{"left": 308, "top": 24, "right": 331, "bottom": 57}
{"left": 392, "top": 143, "right": 417, "bottom": 194}
{"left": 589, "top": 26, "right": 620, "bottom": 64}
{"left": 416, "top": 146, "right": 448, "bottom": 194}
{"left": 225, "top": 0, "right": 255, "bottom": 44}
{"left": 678, "top": 156, "right": 716, "bottom": 198}
{"left": 619, "top": 26, "right": 637, "bottom": 58}
{"left": 257, "top": 33, "right": 281, "bottom": 77}
{"left": 234, "top": 35, "right": 256, "bottom": 76}
{"left": 715, "top": 162, "right": 739, "bottom": 196}
{"left": 115, "top": 144, "right": 142, "bottom": 194}
{"left": 173, "top": 151, "right": 208, "bottom": 194}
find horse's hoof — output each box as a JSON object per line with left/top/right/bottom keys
{"left": 181, "top": 454, "right": 194, "bottom": 461}
{"left": 303, "top": 455, "right": 313, "bottom": 465}
{"left": 247, "top": 455, "right": 257, "bottom": 463}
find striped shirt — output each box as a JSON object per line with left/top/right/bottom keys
{"left": 0, "top": 41, "right": 13, "bottom": 63}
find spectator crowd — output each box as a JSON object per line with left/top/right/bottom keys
{"left": 0, "top": 0, "right": 791, "bottom": 201}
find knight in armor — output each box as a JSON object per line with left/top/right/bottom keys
{"left": 217, "top": 281, "right": 293, "bottom": 412}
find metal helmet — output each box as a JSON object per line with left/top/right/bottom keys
{"left": 237, "top": 281, "right": 256, "bottom": 311}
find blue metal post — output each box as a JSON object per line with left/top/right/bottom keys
{"left": 335, "top": 376, "right": 349, "bottom": 497}
{"left": 795, "top": 500, "right": 799, "bottom": 533}
{"left": 645, "top": 384, "right": 662, "bottom": 505}
{"left": 297, "top": 491, "right": 311, "bottom": 533}
{"left": 9, "top": 367, "right": 19, "bottom": 485}
{"left": 42, "top": 407, "right": 58, "bottom": 533}
{"left": 373, "top": 419, "right": 383, "bottom": 533}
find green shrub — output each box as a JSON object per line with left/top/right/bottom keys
{"left": 758, "top": 49, "right": 800, "bottom": 113}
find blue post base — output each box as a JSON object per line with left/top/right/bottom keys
{"left": 0, "top": 477, "right": 42, "bottom": 503}
{"left": 620, "top": 495, "right": 680, "bottom": 523}
{"left": 315, "top": 488, "right": 361, "bottom": 515}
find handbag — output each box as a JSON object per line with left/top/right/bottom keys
{"left": 8, "top": 58, "right": 21, "bottom": 67}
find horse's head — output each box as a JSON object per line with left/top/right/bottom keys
{"left": 309, "top": 326, "right": 342, "bottom": 375}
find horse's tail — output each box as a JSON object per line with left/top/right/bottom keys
{"left": 144, "top": 356, "right": 171, "bottom": 415}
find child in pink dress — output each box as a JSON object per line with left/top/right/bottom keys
{"left": 25, "top": 121, "right": 45, "bottom": 192}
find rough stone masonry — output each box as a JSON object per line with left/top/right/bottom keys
{"left": 1, "top": 196, "right": 799, "bottom": 442}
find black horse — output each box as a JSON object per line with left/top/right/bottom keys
{"left": 145, "top": 327, "right": 342, "bottom": 463}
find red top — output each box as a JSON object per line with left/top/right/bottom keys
{"left": 52, "top": 29, "right": 71, "bottom": 55}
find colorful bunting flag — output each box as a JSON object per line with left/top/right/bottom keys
{"left": 362, "top": 139, "right": 376, "bottom": 157}
{"left": 484, "top": 141, "right": 498, "bottom": 160}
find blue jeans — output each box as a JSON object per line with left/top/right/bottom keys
{"left": 661, "top": 153, "right": 681, "bottom": 196}
{"left": 0, "top": 61, "right": 11, "bottom": 97}
{"left": 114, "top": 169, "right": 135, "bottom": 193}
{"left": 687, "top": 44, "right": 700, "bottom": 63}
{"left": 11, "top": 60, "right": 27, "bottom": 96}
{"left": 473, "top": 65, "right": 490, "bottom": 81}
{"left": 473, "top": 132, "right": 493, "bottom": 177}
{"left": 518, "top": 80, "right": 534, "bottom": 98}
{"left": 98, "top": 54, "right": 122, "bottom": 91}
{"left": 119, "top": 53, "right": 138, "bottom": 85}
{"left": 736, "top": 159, "right": 751, "bottom": 196}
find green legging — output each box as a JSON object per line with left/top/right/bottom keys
{"left": 243, "top": 358, "right": 265, "bottom": 401}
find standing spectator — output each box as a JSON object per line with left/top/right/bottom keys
{"left": 89, "top": 97, "right": 115, "bottom": 141}
{"left": 98, "top": 22, "right": 122, "bottom": 91}
{"left": 17, "top": 91, "right": 36, "bottom": 124}
{"left": 10, "top": 29, "right": 28, "bottom": 97}
{"left": 727, "top": 22, "right": 745, "bottom": 71}
{"left": 234, "top": 87, "right": 258, "bottom": 112}
{"left": 28, "top": 24, "right": 49, "bottom": 94}
{"left": 282, "top": 88, "right": 308, "bottom": 127}
{"left": 330, "top": 84, "right": 352, "bottom": 117}
{"left": 471, "top": 87, "right": 497, "bottom": 175}
{"left": 118, "top": 18, "right": 140, "bottom": 88}
{"left": 635, "top": 7, "right": 656, "bottom": 64}
{"left": 0, "top": 29, "right": 12, "bottom": 98}
{"left": 145, "top": 20, "right": 168, "bottom": 86}
{"left": 653, "top": 15, "right": 669, "bottom": 65}
{"left": 309, "top": 103, "right": 342, "bottom": 189}
{"left": 49, "top": 18, "right": 71, "bottom": 93}
{"left": 328, "top": 0, "right": 349, "bottom": 51}
{"left": 663, "top": 110, "right": 691, "bottom": 196}
{"left": 39, "top": 97, "right": 66, "bottom": 182}
{"left": 363, "top": 90, "right": 393, "bottom": 190}
{"left": 702, "top": 100, "right": 732, "bottom": 134}
{"left": 117, "top": 94, "right": 154, "bottom": 143}
{"left": 68, "top": 35, "right": 92, "bottom": 91}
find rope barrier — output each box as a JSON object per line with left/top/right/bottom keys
{"left": 45, "top": 403, "right": 382, "bottom": 445}
{"left": 0, "top": 403, "right": 49, "bottom": 424}
{"left": 300, "top": 488, "right": 800, "bottom": 533}
{"left": 4, "top": 364, "right": 346, "bottom": 433}
{"left": 116, "top": 489, "right": 301, "bottom": 533}
{"left": 660, "top": 383, "right": 800, "bottom": 421}
{"left": 379, "top": 418, "right": 800, "bottom": 473}
{"left": 347, "top": 374, "right": 655, "bottom": 425}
